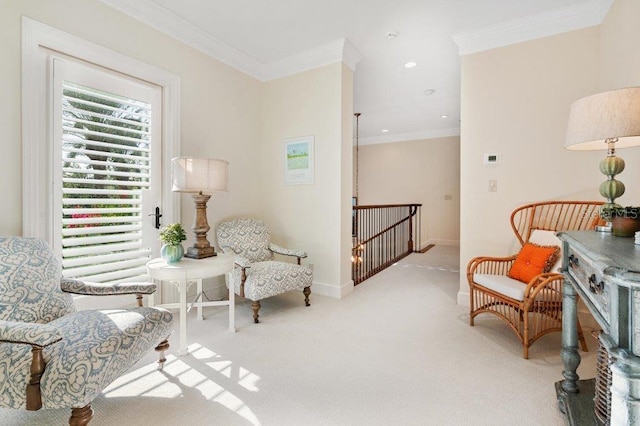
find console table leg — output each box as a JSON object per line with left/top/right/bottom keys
{"left": 561, "top": 280, "right": 581, "bottom": 394}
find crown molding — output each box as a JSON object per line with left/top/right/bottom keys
{"left": 342, "top": 39, "right": 363, "bottom": 71}
{"left": 359, "top": 127, "right": 460, "bottom": 146}
{"left": 99, "top": 0, "right": 361, "bottom": 82}
{"left": 260, "top": 38, "right": 362, "bottom": 81}
{"left": 452, "top": 0, "right": 614, "bottom": 56}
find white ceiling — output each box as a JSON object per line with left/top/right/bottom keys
{"left": 101, "top": 0, "right": 612, "bottom": 144}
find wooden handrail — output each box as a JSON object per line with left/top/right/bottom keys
{"left": 352, "top": 203, "right": 421, "bottom": 285}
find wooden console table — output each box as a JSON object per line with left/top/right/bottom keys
{"left": 556, "top": 231, "right": 640, "bottom": 425}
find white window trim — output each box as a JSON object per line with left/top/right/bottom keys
{"left": 22, "top": 16, "right": 180, "bottom": 240}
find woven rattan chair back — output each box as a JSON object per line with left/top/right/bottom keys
{"left": 511, "top": 201, "right": 604, "bottom": 245}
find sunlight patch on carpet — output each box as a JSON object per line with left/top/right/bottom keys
{"left": 101, "top": 343, "right": 262, "bottom": 425}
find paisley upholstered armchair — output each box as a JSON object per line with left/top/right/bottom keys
{"left": 0, "top": 237, "right": 173, "bottom": 425}
{"left": 216, "top": 218, "right": 313, "bottom": 323}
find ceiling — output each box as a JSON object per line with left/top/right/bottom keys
{"left": 100, "top": 0, "right": 612, "bottom": 144}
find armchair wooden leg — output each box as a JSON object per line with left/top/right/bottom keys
{"left": 155, "top": 338, "right": 170, "bottom": 371}
{"left": 303, "top": 286, "right": 311, "bottom": 307}
{"left": 69, "top": 404, "right": 93, "bottom": 426}
{"left": 26, "top": 346, "right": 45, "bottom": 411}
{"left": 252, "top": 301, "right": 260, "bottom": 323}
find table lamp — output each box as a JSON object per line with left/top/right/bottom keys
{"left": 171, "top": 157, "right": 228, "bottom": 258}
{"left": 565, "top": 87, "right": 640, "bottom": 232}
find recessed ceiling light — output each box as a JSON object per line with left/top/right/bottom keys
{"left": 404, "top": 62, "right": 417, "bottom": 68}
{"left": 381, "top": 129, "right": 389, "bottom": 133}
{"left": 441, "top": 115, "right": 448, "bottom": 119}
{"left": 386, "top": 31, "right": 398, "bottom": 40}
{"left": 424, "top": 89, "right": 435, "bottom": 96}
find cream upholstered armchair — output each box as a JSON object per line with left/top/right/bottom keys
{"left": 467, "top": 201, "right": 603, "bottom": 359}
{"left": 216, "top": 218, "right": 313, "bottom": 323}
{"left": 0, "top": 237, "right": 173, "bottom": 425}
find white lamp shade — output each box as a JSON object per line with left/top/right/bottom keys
{"left": 171, "top": 157, "right": 229, "bottom": 193}
{"left": 565, "top": 87, "right": 640, "bottom": 150}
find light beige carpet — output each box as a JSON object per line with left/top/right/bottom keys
{"left": 0, "top": 246, "right": 597, "bottom": 425}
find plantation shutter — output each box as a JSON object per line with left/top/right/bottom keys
{"left": 53, "top": 59, "right": 162, "bottom": 284}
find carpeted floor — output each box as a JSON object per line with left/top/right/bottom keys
{"left": 0, "top": 246, "right": 597, "bottom": 425}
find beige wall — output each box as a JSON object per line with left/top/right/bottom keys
{"left": 2, "top": 0, "right": 354, "bottom": 298}
{"left": 599, "top": 0, "right": 640, "bottom": 91}
{"left": 261, "top": 63, "right": 354, "bottom": 298}
{"left": 598, "top": 0, "right": 640, "bottom": 196}
{"left": 458, "top": 0, "right": 640, "bottom": 304}
{"left": 357, "top": 136, "right": 461, "bottom": 246}
{"left": 0, "top": 0, "right": 263, "bottom": 237}
{"left": 459, "top": 27, "right": 602, "bottom": 302}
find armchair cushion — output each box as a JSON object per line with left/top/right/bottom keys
{"left": 0, "top": 320, "right": 62, "bottom": 347}
{"left": 508, "top": 243, "right": 560, "bottom": 284}
{"left": 474, "top": 274, "right": 526, "bottom": 301}
{"left": 231, "top": 261, "right": 313, "bottom": 301}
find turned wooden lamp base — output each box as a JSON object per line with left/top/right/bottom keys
{"left": 185, "top": 245, "right": 216, "bottom": 259}
{"left": 185, "top": 192, "right": 217, "bottom": 259}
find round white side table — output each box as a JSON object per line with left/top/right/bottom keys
{"left": 146, "top": 254, "right": 234, "bottom": 355}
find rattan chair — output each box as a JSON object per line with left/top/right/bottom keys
{"left": 467, "top": 201, "right": 604, "bottom": 358}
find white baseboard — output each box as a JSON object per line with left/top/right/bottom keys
{"left": 457, "top": 290, "right": 470, "bottom": 307}
{"left": 311, "top": 279, "right": 354, "bottom": 299}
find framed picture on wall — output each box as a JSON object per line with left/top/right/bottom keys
{"left": 283, "top": 136, "right": 314, "bottom": 185}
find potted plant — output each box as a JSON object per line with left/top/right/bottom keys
{"left": 159, "top": 223, "right": 187, "bottom": 262}
{"left": 610, "top": 206, "right": 640, "bottom": 237}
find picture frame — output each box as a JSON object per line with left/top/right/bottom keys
{"left": 283, "top": 136, "right": 314, "bottom": 185}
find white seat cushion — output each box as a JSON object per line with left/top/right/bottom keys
{"left": 474, "top": 273, "right": 526, "bottom": 301}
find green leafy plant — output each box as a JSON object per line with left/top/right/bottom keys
{"left": 159, "top": 223, "right": 187, "bottom": 246}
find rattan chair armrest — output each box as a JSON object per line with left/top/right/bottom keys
{"left": 524, "top": 272, "right": 564, "bottom": 299}
{"left": 466, "top": 254, "right": 518, "bottom": 280}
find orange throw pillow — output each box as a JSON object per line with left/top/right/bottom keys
{"left": 508, "top": 243, "right": 560, "bottom": 284}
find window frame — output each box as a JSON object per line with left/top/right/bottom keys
{"left": 22, "top": 17, "right": 180, "bottom": 242}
